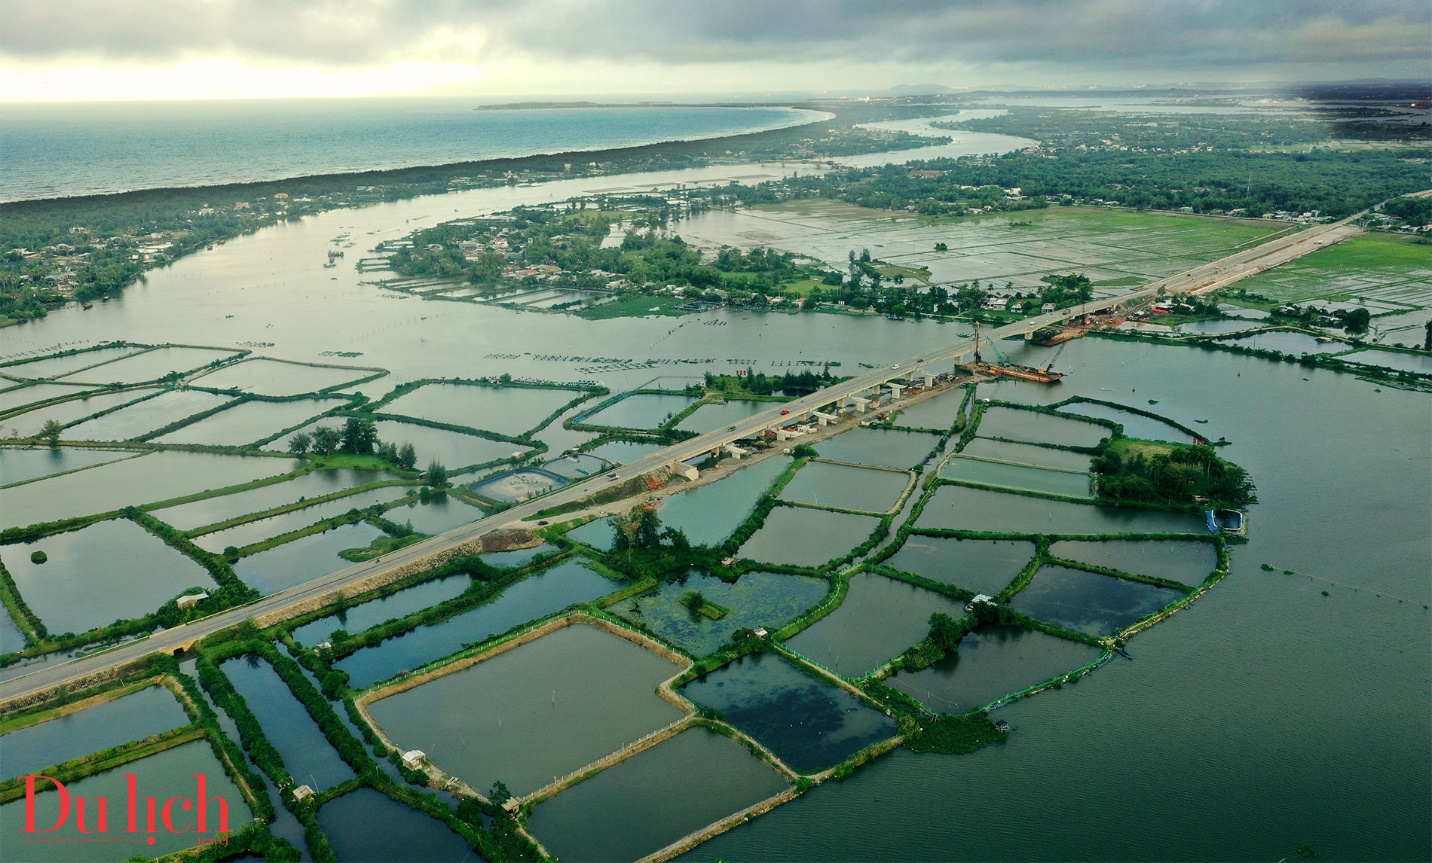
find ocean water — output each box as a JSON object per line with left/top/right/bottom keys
{"left": 0, "top": 99, "right": 816, "bottom": 201}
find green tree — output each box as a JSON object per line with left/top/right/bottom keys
{"left": 311, "top": 426, "right": 340, "bottom": 455}
{"left": 425, "top": 460, "right": 449, "bottom": 487}
{"left": 490, "top": 780, "right": 512, "bottom": 806}
{"left": 397, "top": 442, "right": 418, "bottom": 470}
{"left": 39, "top": 418, "right": 62, "bottom": 448}
{"left": 340, "top": 417, "right": 378, "bottom": 454}
{"left": 287, "top": 431, "right": 312, "bottom": 455}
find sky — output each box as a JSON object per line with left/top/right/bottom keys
{"left": 1, "top": 0, "right": 1429, "bottom": 102}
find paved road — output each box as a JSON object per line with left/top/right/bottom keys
{"left": 0, "top": 208, "right": 1377, "bottom": 710}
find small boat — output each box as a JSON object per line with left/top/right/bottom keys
{"left": 82, "top": 302, "right": 93, "bottom": 310}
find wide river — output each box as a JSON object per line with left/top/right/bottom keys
{"left": 1, "top": 122, "right": 1427, "bottom": 861}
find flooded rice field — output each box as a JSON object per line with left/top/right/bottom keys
{"left": 4, "top": 518, "right": 214, "bottom": 634}
{"left": 681, "top": 652, "right": 897, "bottom": 773}
{"left": 337, "top": 559, "right": 620, "bottom": 688}
{"left": 882, "top": 537, "right": 1036, "bottom": 595}
{"left": 785, "top": 573, "right": 967, "bottom": 677}
{"left": 610, "top": 569, "right": 828, "bottom": 657}
{"left": 368, "top": 623, "right": 682, "bottom": 796}
{"left": 526, "top": 725, "right": 787, "bottom": 863}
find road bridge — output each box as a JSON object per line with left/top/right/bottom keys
{"left": 0, "top": 207, "right": 1378, "bottom": 710}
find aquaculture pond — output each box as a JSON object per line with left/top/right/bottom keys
{"left": 154, "top": 468, "right": 390, "bottom": 530}
{"left": 1, "top": 684, "right": 189, "bottom": 780}
{"left": 190, "top": 358, "right": 372, "bottom": 396}
{"left": 582, "top": 391, "right": 698, "bottom": 430}
{"left": 779, "top": 461, "right": 908, "bottom": 513}
{"left": 58, "top": 346, "right": 237, "bottom": 384}
{"left": 380, "top": 382, "right": 579, "bottom": 437}
{"left": 191, "top": 487, "right": 404, "bottom": 553}
{"left": 367, "top": 623, "right": 682, "bottom": 796}
{"left": 0, "top": 382, "right": 93, "bottom": 414}
{"left": 543, "top": 452, "right": 610, "bottom": 480}
{"left": 479, "top": 542, "right": 558, "bottom": 569}
{"left": 381, "top": 494, "right": 485, "bottom": 535}
{"left": 887, "top": 625, "right": 1104, "bottom": 713}
{"left": 811, "top": 427, "right": 940, "bottom": 469}
{"left": 316, "top": 788, "right": 476, "bottom": 863}
{"left": 956, "top": 437, "right": 1094, "bottom": 472}
{"left": 610, "top": 569, "right": 828, "bottom": 657}
{"left": 883, "top": 537, "right": 1036, "bottom": 595}
{"left": 784, "top": 573, "right": 967, "bottom": 678}
{"left": 278, "top": 418, "right": 524, "bottom": 471}
{"left": 0, "top": 446, "right": 136, "bottom": 487}
{"left": 1341, "top": 348, "right": 1432, "bottom": 374}
{"left": 945, "top": 458, "right": 1092, "bottom": 498}
{"left": 675, "top": 399, "right": 771, "bottom": 433}
{"left": 291, "top": 574, "right": 472, "bottom": 646}
{"left": 1221, "top": 329, "right": 1341, "bottom": 356}
{"left": 974, "top": 406, "right": 1110, "bottom": 449}
{"left": 1049, "top": 538, "right": 1217, "bottom": 585}
{"left": 737, "top": 506, "right": 882, "bottom": 569}
{"left": 232, "top": 521, "right": 384, "bottom": 594}
{"left": 156, "top": 397, "right": 348, "bottom": 446}
{"left": 1, "top": 346, "right": 144, "bottom": 380}
{"left": 917, "top": 484, "right": 1205, "bottom": 535}
{"left": 1176, "top": 318, "right": 1260, "bottom": 335}
{"left": 4, "top": 518, "right": 214, "bottom": 634}
{"left": 336, "top": 559, "right": 620, "bottom": 688}
{"left": 468, "top": 468, "right": 566, "bottom": 502}
{"left": 1009, "top": 564, "right": 1185, "bottom": 637}
{"left": 220, "top": 656, "right": 353, "bottom": 790}
{"left": 0, "top": 741, "right": 251, "bottom": 862}
{"left": 1056, "top": 402, "right": 1197, "bottom": 443}
{"left": 0, "top": 607, "right": 23, "bottom": 654}
{"left": 681, "top": 652, "right": 897, "bottom": 773}
{"left": 527, "top": 726, "right": 788, "bottom": 863}
{"left": 584, "top": 439, "right": 667, "bottom": 464}
{"left": 62, "top": 389, "right": 233, "bottom": 440}
{"left": 892, "top": 390, "right": 967, "bottom": 431}
{"left": 4, "top": 388, "right": 155, "bottom": 437}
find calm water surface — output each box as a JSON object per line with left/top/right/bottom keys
{"left": 221, "top": 656, "right": 353, "bottom": 790}
{"left": 317, "top": 787, "right": 478, "bottom": 862}
{"left": 1009, "top": 564, "right": 1185, "bottom": 636}
{"left": 0, "top": 684, "right": 189, "bottom": 779}
{"left": 883, "top": 536, "right": 1036, "bottom": 595}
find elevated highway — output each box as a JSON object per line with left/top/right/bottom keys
{"left": 0, "top": 209, "right": 1372, "bottom": 710}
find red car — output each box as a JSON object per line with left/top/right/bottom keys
{"left": 780, "top": 409, "right": 790, "bottom": 415}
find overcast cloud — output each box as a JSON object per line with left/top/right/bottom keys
{"left": 1, "top": 0, "right": 1428, "bottom": 100}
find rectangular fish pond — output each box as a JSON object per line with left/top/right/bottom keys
{"left": 609, "top": 568, "right": 830, "bottom": 658}
{"left": 579, "top": 391, "right": 700, "bottom": 431}
{"left": 882, "top": 536, "right": 1036, "bottom": 596}
{"left": 220, "top": 656, "right": 354, "bottom": 791}
{"left": 290, "top": 574, "right": 473, "bottom": 646}
{"left": 62, "top": 389, "right": 233, "bottom": 441}
{"left": 809, "top": 427, "right": 941, "bottom": 470}
{"left": 944, "top": 457, "right": 1093, "bottom": 498}
{"left": 335, "top": 559, "right": 622, "bottom": 689}
{"left": 525, "top": 726, "right": 788, "bottom": 863}
{"left": 1008, "top": 564, "right": 1187, "bottom": 637}
{"left": 916, "top": 484, "right": 1205, "bottom": 535}
{"left": 887, "top": 624, "right": 1105, "bottom": 713}
{"left": 1056, "top": 401, "right": 1198, "bottom": 444}
{"left": 189, "top": 357, "right": 375, "bottom": 396}
{"left": 379, "top": 382, "right": 581, "bottom": 437}
{"left": 1049, "top": 538, "right": 1218, "bottom": 586}
{"left": 778, "top": 460, "right": 910, "bottom": 513}
{"left": 736, "top": 506, "right": 883, "bottom": 569}
{"left": 365, "top": 622, "right": 683, "bottom": 797}
{"left": 680, "top": 651, "right": 897, "bottom": 773}
{"left": 973, "top": 405, "right": 1111, "bottom": 449}
{"left": 155, "top": 397, "right": 348, "bottom": 446}
{"left": 232, "top": 521, "right": 386, "bottom": 594}
{"left": 316, "top": 787, "right": 476, "bottom": 863}
{"left": 0, "top": 683, "right": 189, "bottom": 781}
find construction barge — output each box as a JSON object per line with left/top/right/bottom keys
{"left": 968, "top": 321, "right": 1066, "bottom": 384}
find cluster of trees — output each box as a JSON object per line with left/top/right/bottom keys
{"left": 701, "top": 366, "right": 841, "bottom": 397}
{"left": 1094, "top": 441, "right": 1257, "bottom": 508}
{"left": 608, "top": 505, "right": 691, "bottom": 554}
{"left": 287, "top": 417, "right": 449, "bottom": 485}
{"left": 1380, "top": 195, "right": 1432, "bottom": 227}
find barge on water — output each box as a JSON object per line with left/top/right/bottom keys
{"left": 969, "top": 321, "right": 1066, "bottom": 384}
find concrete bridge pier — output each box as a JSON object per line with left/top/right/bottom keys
{"left": 922, "top": 372, "right": 937, "bottom": 388}
{"left": 813, "top": 410, "right": 838, "bottom": 426}
{"left": 886, "top": 383, "right": 904, "bottom": 400}
{"left": 847, "top": 396, "right": 871, "bottom": 413}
